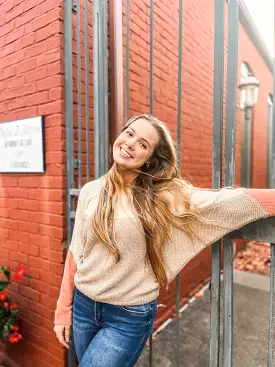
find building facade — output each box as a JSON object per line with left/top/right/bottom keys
{"left": 0, "top": 0, "right": 273, "bottom": 365}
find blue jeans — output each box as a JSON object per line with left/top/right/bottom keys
{"left": 73, "top": 288, "right": 157, "bottom": 367}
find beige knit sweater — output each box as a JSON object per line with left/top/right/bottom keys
{"left": 54, "top": 178, "right": 275, "bottom": 325}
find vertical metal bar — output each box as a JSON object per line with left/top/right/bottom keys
{"left": 211, "top": 0, "right": 224, "bottom": 366}
{"left": 268, "top": 243, "right": 275, "bottom": 366}
{"left": 102, "top": 0, "right": 108, "bottom": 172}
{"left": 76, "top": 1, "right": 82, "bottom": 188}
{"left": 64, "top": 0, "right": 74, "bottom": 241}
{"left": 85, "top": 0, "right": 90, "bottom": 182}
{"left": 149, "top": 2, "right": 154, "bottom": 365}
{"left": 175, "top": 1, "right": 183, "bottom": 366}
{"left": 176, "top": 0, "right": 183, "bottom": 167}
{"left": 245, "top": 108, "right": 252, "bottom": 187}
{"left": 149, "top": 0, "right": 154, "bottom": 114}
{"left": 272, "top": 53, "right": 275, "bottom": 188}
{"left": 109, "top": 0, "right": 124, "bottom": 140}
{"left": 268, "top": 18, "right": 275, "bottom": 361}
{"left": 240, "top": 116, "right": 246, "bottom": 187}
{"left": 223, "top": 237, "right": 233, "bottom": 366}
{"left": 223, "top": 1, "right": 239, "bottom": 366}
{"left": 93, "top": 0, "right": 100, "bottom": 179}
{"left": 64, "top": 1, "right": 76, "bottom": 366}
{"left": 93, "top": 0, "right": 109, "bottom": 178}
{"left": 125, "top": 0, "right": 130, "bottom": 122}
{"left": 224, "top": 0, "right": 238, "bottom": 188}
{"left": 267, "top": 97, "right": 273, "bottom": 188}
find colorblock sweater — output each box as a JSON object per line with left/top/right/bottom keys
{"left": 54, "top": 178, "right": 275, "bottom": 325}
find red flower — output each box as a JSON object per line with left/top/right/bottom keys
{"left": 8, "top": 331, "right": 23, "bottom": 343}
{"left": 13, "top": 325, "right": 19, "bottom": 331}
{"left": 3, "top": 302, "right": 9, "bottom": 308}
{"left": 13, "top": 265, "right": 25, "bottom": 281}
{"left": 9, "top": 303, "right": 17, "bottom": 310}
{"left": 0, "top": 290, "right": 7, "bottom": 301}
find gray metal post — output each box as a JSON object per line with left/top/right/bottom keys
{"left": 64, "top": 0, "right": 76, "bottom": 366}
{"left": 149, "top": 0, "right": 154, "bottom": 115}
{"left": 240, "top": 107, "right": 252, "bottom": 188}
{"left": 267, "top": 97, "right": 273, "bottom": 188}
{"left": 223, "top": 0, "right": 239, "bottom": 365}
{"left": 211, "top": 0, "right": 224, "bottom": 365}
{"left": 85, "top": 0, "right": 90, "bottom": 182}
{"left": 149, "top": 2, "right": 154, "bottom": 365}
{"left": 268, "top": 243, "right": 275, "bottom": 366}
{"left": 268, "top": 24, "right": 275, "bottom": 362}
{"left": 272, "top": 2, "right": 275, "bottom": 189}
{"left": 125, "top": 0, "right": 130, "bottom": 123}
{"left": 64, "top": 0, "right": 74, "bottom": 244}
{"left": 93, "top": 0, "right": 109, "bottom": 178}
{"left": 272, "top": 58, "right": 275, "bottom": 188}
{"left": 245, "top": 108, "right": 252, "bottom": 187}
{"left": 76, "top": 1, "right": 82, "bottom": 187}
{"left": 175, "top": 0, "right": 183, "bottom": 366}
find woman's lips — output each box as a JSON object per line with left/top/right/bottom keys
{"left": 120, "top": 147, "right": 133, "bottom": 158}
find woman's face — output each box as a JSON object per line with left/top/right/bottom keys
{"left": 113, "top": 118, "right": 159, "bottom": 171}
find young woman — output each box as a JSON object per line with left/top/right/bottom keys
{"left": 54, "top": 114, "right": 275, "bottom": 367}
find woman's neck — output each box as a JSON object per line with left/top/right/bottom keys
{"left": 122, "top": 172, "right": 137, "bottom": 187}
{"left": 116, "top": 165, "right": 137, "bottom": 187}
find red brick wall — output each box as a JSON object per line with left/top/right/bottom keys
{"left": 121, "top": 0, "right": 273, "bottom": 327}
{"left": 0, "top": 0, "right": 66, "bottom": 366}
{"left": 0, "top": 0, "right": 273, "bottom": 365}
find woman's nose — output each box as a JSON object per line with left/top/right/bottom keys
{"left": 125, "top": 141, "right": 134, "bottom": 150}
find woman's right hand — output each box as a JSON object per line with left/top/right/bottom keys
{"left": 54, "top": 324, "right": 71, "bottom": 349}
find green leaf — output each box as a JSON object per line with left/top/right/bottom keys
{"left": 0, "top": 265, "right": 10, "bottom": 282}
{"left": 0, "top": 281, "right": 8, "bottom": 293}
{"left": 10, "top": 310, "right": 19, "bottom": 317}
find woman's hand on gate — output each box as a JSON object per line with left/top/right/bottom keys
{"left": 54, "top": 324, "right": 71, "bottom": 349}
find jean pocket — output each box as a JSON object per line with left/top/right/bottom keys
{"left": 120, "top": 301, "right": 157, "bottom": 315}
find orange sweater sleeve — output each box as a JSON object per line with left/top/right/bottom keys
{"left": 54, "top": 250, "right": 76, "bottom": 325}
{"left": 245, "top": 189, "right": 275, "bottom": 217}
{"left": 54, "top": 182, "right": 92, "bottom": 325}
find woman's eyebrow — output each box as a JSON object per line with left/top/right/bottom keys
{"left": 130, "top": 127, "right": 151, "bottom": 148}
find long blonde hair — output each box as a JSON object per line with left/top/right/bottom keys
{"left": 91, "top": 115, "right": 202, "bottom": 287}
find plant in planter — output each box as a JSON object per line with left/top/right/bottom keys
{"left": 0, "top": 264, "right": 24, "bottom": 367}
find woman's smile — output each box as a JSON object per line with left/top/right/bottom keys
{"left": 120, "top": 147, "right": 133, "bottom": 159}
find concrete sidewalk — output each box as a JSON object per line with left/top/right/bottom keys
{"left": 136, "top": 270, "right": 271, "bottom": 367}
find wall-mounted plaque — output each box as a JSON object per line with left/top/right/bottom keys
{"left": 0, "top": 116, "right": 45, "bottom": 173}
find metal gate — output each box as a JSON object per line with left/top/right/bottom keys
{"left": 63, "top": 0, "right": 275, "bottom": 366}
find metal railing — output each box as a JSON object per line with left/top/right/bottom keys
{"left": 63, "top": 0, "right": 275, "bottom": 366}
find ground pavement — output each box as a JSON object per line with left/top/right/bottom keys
{"left": 136, "top": 270, "right": 271, "bottom": 367}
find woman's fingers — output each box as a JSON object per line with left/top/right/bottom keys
{"left": 64, "top": 325, "right": 71, "bottom": 344}
{"left": 54, "top": 325, "right": 70, "bottom": 349}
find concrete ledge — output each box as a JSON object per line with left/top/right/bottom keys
{"left": 233, "top": 269, "right": 270, "bottom": 292}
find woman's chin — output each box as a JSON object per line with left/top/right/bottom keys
{"left": 114, "top": 160, "right": 138, "bottom": 172}
{"left": 114, "top": 158, "right": 130, "bottom": 169}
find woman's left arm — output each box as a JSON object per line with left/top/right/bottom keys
{"left": 189, "top": 187, "right": 275, "bottom": 240}
{"left": 164, "top": 187, "right": 275, "bottom": 282}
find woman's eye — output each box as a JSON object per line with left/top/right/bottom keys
{"left": 126, "top": 131, "right": 132, "bottom": 137}
{"left": 140, "top": 143, "right": 147, "bottom": 149}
